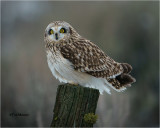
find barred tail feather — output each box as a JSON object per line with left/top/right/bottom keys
{"left": 107, "top": 73, "right": 136, "bottom": 92}
{"left": 116, "top": 73, "right": 136, "bottom": 85}
{"left": 121, "top": 63, "right": 132, "bottom": 74}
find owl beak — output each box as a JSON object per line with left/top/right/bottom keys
{"left": 55, "top": 33, "right": 58, "bottom": 40}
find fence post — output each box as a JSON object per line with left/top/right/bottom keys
{"left": 50, "top": 84, "right": 100, "bottom": 127}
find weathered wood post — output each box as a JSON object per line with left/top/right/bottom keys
{"left": 50, "top": 84, "right": 100, "bottom": 127}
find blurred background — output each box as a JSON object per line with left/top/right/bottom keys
{"left": 1, "top": 1, "right": 159, "bottom": 127}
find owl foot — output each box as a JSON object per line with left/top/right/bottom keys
{"left": 68, "top": 81, "right": 78, "bottom": 86}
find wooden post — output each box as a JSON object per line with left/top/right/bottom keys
{"left": 50, "top": 84, "right": 100, "bottom": 127}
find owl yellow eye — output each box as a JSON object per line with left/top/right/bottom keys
{"left": 49, "top": 29, "right": 54, "bottom": 35}
{"left": 60, "top": 28, "right": 66, "bottom": 33}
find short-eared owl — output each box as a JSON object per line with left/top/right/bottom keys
{"left": 44, "top": 21, "right": 136, "bottom": 94}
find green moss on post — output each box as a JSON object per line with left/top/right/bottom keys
{"left": 50, "top": 84, "right": 100, "bottom": 127}
{"left": 84, "top": 113, "right": 98, "bottom": 124}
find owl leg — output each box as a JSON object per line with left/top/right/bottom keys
{"left": 68, "top": 81, "right": 79, "bottom": 86}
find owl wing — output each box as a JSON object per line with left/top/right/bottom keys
{"left": 60, "top": 39, "right": 124, "bottom": 78}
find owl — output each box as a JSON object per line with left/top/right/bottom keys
{"left": 44, "top": 21, "right": 136, "bottom": 94}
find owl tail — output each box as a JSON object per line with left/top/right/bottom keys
{"left": 121, "top": 63, "right": 132, "bottom": 73}
{"left": 107, "top": 63, "right": 136, "bottom": 92}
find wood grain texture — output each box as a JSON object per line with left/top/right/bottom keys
{"left": 50, "top": 84, "right": 100, "bottom": 127}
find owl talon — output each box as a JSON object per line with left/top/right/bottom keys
{"left": 68, "top": 82, "right": 78, "bottom": 86}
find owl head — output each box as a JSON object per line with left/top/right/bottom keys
{"left": 44, "top": 21, "right": 79, "bottom": 43}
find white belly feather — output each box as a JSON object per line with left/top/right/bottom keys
{"left": 46, "top": 50, "right": 111, "bottom": 94}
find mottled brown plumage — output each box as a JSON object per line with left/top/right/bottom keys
{"left": 44, "top": 21, "right": 136, "bottom": 94}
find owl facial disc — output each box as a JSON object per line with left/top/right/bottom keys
{"left": 46, "top": 24, "right": 69, "bottom": 42}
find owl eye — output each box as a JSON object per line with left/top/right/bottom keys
{"left": 48, "top": 29, "right": 54, "bottom": 35}
{"left": 60, "top": 28, "right": 66, "bottom": 33}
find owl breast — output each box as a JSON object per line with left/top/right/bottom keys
{"left": 46, "top": 49, "right": 91, "bottom": 84}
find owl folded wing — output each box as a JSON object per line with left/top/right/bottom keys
{"left": 60, "top": 39, "right": 124, "bottom": 78}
